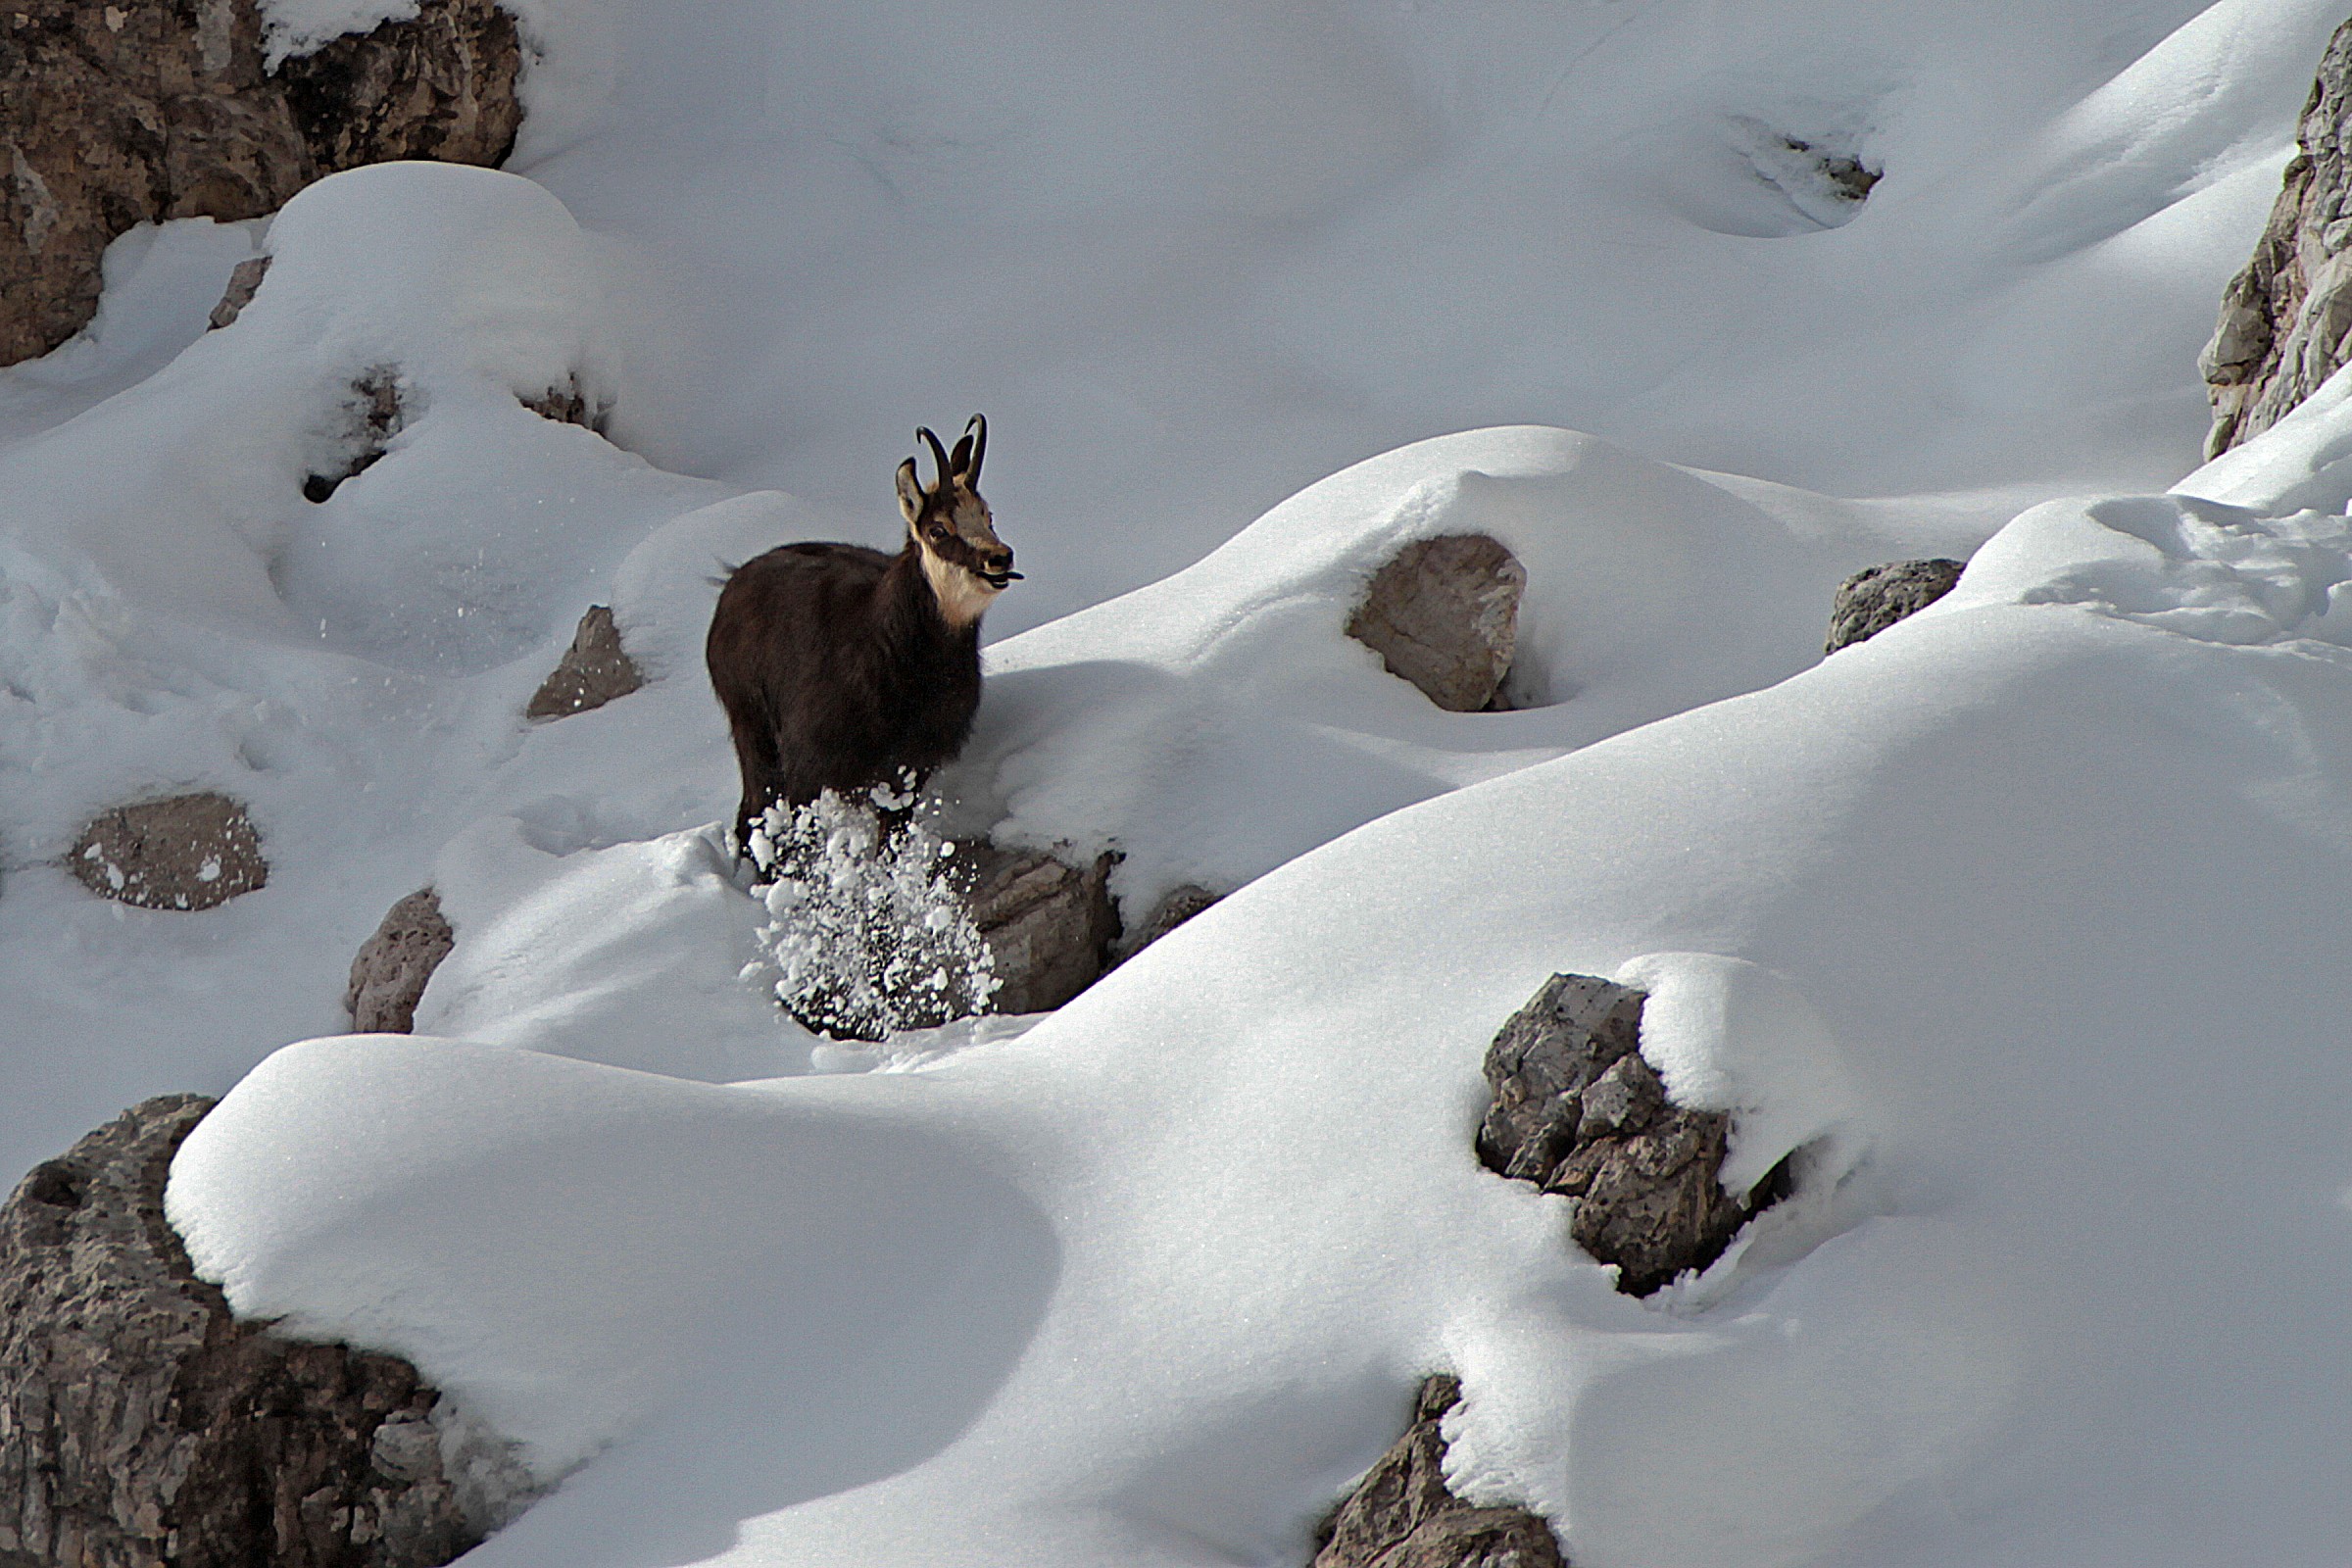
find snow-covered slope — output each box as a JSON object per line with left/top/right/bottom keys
{"left": 9, "top": 1, "right": 2352, "bottom": 1564}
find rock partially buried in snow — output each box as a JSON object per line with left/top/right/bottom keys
{"left": 1824, "top": 558, "right": 1966, "bottom": 654}
{"left": 520, "top": 374, "right": 611, "bottom": 435}
{"left": 0, "top": 1097, "right": 514, "bottom": 1568}
{"left": 68, "top": 792, "right": 267, "bottom": 911}
{"left": 1476, "top": 974, "right": 1787, "bottom": 1297}
{"left": 0, "top": 0, "right": 521, "bottom": 367}
{"left": 952, "top": 842, "right": 1120, "bottom": 1014}
{"left": 2201, "top": 16, "right": 2352, "bottom": 459}
{"left": 303, "top": 365, "right": 407, "bottom": 503}
{"left": 1112, "top": 882, "right": 1220, "bottom": 964}
{"left": 526, "top": 606, "right": 646, "bottom": 721}
{"left": 207, "top": 254, "right": 271, "bottom": 329}
{"left": 1347, "top": 534, "right": 1525, "bottom": 711}
{"left": 1311, "top": 1374, "right": 1564, "bottom": 1568}
{"left": 347, "top": 889, "right": 457, "bottom": 1033}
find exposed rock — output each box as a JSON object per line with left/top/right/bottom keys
{"left": 519, "top": 374, "right": 608, "bottom": 434}
{"left": 68, "top": 791, "right": 267, "bottom": 910}
{"left": 0, "top": 1096, "right": 507, "bottom": 1568}
{"left": 303, "top": 363, "right": 405, "bottom": 502}
{"left": 346, "top": 888, "right": 455, "bottom": 1033}
{"left": 2202, "top": 17, "right": 2352, "bottom": 458}
{"left": 1476, "top": 973, "right": 1788, "bottom": 1297}
{"left": 953, "top": 842, "right": 1120, "bottom": 1014}
{"left": 1824, "top": 558, "right": 1966, "bottom": 654}
{"left": 0, "top": 0, "right": 521, "bottom": 367}
{"left": 1311, "top": 1375, "right": 1565, "bottom": 1568}
{"left": 526, "top": 605, "right": 645, "bottom": 721}
{"left": 1112, "top": 882, "right": 1219, "bottom": 964}
{"left": 207, "top": 253, "right": 270, "bottom": 328}
{"left": 1348, "top": 535, "right": 1525, "bottom": 712}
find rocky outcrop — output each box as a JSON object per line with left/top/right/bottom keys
{"left": 0, "top": 1096, "right": 511, "bottom": 1568}
{"left": 519, "top": 374, "right": 608, "bottom": 435}
{"left": 69, "top": 791, "right": 267, "bottom": 910}
{"left": 2201, "top": 17, "right": 2352, "bottom": 457}
{"left": 1348, "top": 535, "right": 1525, "bottom": 712}
{"left": 1824, "top": 558, "right": 1965, "bottom": 654}
{"left": 526, "top": 606, "right": 645, "bottom": 721}
{"left": 346, "top": 888, "right": 455, "bottom": 1033}
{"left": 1476, "top": 973, "right": 1788, "bottom": 1297}
{"left": 954, "top": 843, "right": 1120, "bottom": 1014}
{"left": 1311, "top": 1375, "right": 1565, "bottom": 1568}
{"left": 0, "top": 0, "right": 521, "bottom": 367}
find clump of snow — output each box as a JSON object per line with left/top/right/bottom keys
{"left": 741, "top": 788, "right": 997, "bottom": 1042}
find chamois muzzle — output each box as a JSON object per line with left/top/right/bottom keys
{"left": 979, "top": 548, "right": 1022, "bottom": 589}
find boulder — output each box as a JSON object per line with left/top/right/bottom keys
{"left": 68, "top": 791, "right": 266, "bottom": 910}
{"left": 0, "top": 1096, "right": 513, "bottom": 1568}
{"left": 525, "top": 606, "right": 645, "bottom": 721}
{"left": 346, "top": 888, "right": 455, "bottom": 1033}
{"left": 1476, "top": 974, "right": 1788, "bottom": 1297}
{"left": 0, "top": 0, "right": 521, "bottom": 367}
{"left": 1311, "top": 1375, "right": 1565, "bottom": 1568}
{"left": 1348, "top": 535, "right": 1525, "bottom": 712}
{"left": 953, "top": 842, "right": 1120, "bottom": 1014}
{"left": 1824, "top": 558, "right": 1966, "bottom": 654}
{"left": 2202, "top": 17, "right": 2352, "bottom": 457}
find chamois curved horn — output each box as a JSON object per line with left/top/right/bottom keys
{"left": 963, "top": 413, "right": 987, "bottom": 486}
{"left": 916, "top": 426, "right": 952, "bottom": 492}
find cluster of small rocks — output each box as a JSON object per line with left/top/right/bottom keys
{"left": 2202, "top": 15, "right": 2352, "bottom": 458}
{"left": 0, "top": 0, "right": 521, "bottom": 367}
{"left": 0, "top": 1097, "right": 504, "bottom": 1568}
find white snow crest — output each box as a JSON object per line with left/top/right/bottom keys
{"left": 1612, "top": 953, "right": 1867, "bottom": 1197}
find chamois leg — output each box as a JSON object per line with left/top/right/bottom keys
{"left": 726, "top": 711, "right": 788, "bottom": 857}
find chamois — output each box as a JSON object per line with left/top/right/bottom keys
{"left": 706, "top": 415, "right": 1019, "bottom": 851}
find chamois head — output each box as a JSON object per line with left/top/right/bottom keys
{"left": 897, "top": 415, "right": 1018, "bottom": 628}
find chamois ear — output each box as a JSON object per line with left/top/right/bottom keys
{"left": 896, "top": 457, "right": 926, "bottom": 525}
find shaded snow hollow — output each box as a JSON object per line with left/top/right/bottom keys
{"left": 0, "top": 1, "right": 2349, "bottom": 1565}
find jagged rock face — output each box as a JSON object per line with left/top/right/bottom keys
{"left": 68, "top": 791, "right": 267, "bottom": 910}
{"left": 1348, "top": 535, "right": 1526, "bottom": 712}
{"left": 952, "top": 842, "right": 1120, "bottom": 1014}
{"left": 526, "top": 606, "right": 646, "bottom": 721}
{"left": 1311, "top": 1375, "right": 1565, "bottom": 1568}
{"left": 1824, "top": 558, "right": 1966, "bottom": 654}
{"left": 1476, "top": 973, "right": 1787, "bottom": 1297}
{"left": 0, "top": 1097, "right": 495, "bottom": 1568}
{"left": 0, "top": 0, "right": 520, "bottom": 367}
{"left": 2201, "top": 17, "right": 2352, "bottom": 458}
{"left": 346, "top": 888, "right": 456, "bottom": 1033}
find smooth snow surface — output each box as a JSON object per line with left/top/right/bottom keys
{"left": 9, "top": 0, "right": 2352, "bottom": 1564}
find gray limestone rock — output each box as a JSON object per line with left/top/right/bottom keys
{"left": 1111, "top": 882, "right": 1220, "bottom": 964}
{"left": 1824, "top": 558, "right": 1966, "bottom": 654}
{"left": 526, "top": 606, "right": 645, "bottom": 721}
{"left": 2202, "top": 17, "right": 2352, "bottom": 457}
{"left": 1476, "top": 973, "right": 1788, "bottom": 1297}
{"left": 68, "top": 791, "right": 267, "bottom": 910}
{"left": 1348, "top": 535, "right": 1526, "bottom": 712}
{"left": 0, "top": 0, "right": 521, "bottom": 367}
{"left": 0, "top": 1096, "right": 507, "bottom": 1568}
{"left": 1310, "top": 1375, "right": 1565, "bottom": 1568}
{"left": 953, "top": 842, "right": 1121, "bottom": 1015}
{"left": 206, "top": 253, "right": 270, "bottom": 328}
{"left": 345, "top": 888, "right": 456, "bottom": 1033}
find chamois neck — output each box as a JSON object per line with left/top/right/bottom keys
{"left": 899, "top": 538, "right": 1000, "bottom": 632}
{"left": 881, "top": 543, "right": 990, "bottom": 640}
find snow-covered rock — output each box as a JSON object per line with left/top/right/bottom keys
{"left": 1346, "top": 535, "right": 1525, "bottom": 713}
{"left": 68, "top": 792, "right": 268, "bottom": 911}
{"left": 346, "top": 888, "right": 456, "bottom": 1033}
{"left": 1824, "top": 559, "right": 1969, "bottom": 653}
{"left": 1311, "top": 1376, "right": 1561, "bottom": 1568}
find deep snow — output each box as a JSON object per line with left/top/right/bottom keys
{"left": 6, "top": 0, "right": 2352, "bottom": 1564}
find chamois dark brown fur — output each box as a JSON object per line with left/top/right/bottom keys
{"left": 706, "top": 416, "right": 1018, "bottom": 849}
